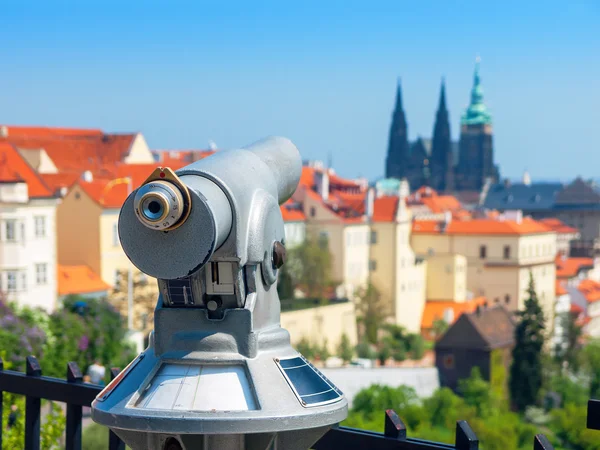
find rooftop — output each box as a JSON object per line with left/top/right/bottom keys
{"left": 555, "top": 255, "right": 594, "bottom": 279}
{"left": 0, "top": 142, "right": 54, "bottom": 198}
{"left": 413, "top": 217, "right": 552, "bottom": 236}
{"left": 57, "top": 264, "right": 111, "bottom": 296}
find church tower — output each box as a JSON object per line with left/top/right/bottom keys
{"left": 431, "top": 78, "right": 454, "bottom": 192}
{"left": 455, "top": 59, "right": 499, "bottom": 191}
{"left": 385, "top": 79, "right": 409, "bottom": 179}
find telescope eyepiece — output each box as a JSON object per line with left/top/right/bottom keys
{"left": 134, "top": 180, "right": 185, "bottom": 231}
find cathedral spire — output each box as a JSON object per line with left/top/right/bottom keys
{"left": 394, "top": 77, "right": 404, "bottom": 112}
{"left": 461, "top": 57, "right": 492, "bottom": 126}
{"left": 385, "top": 77, "right": 409, "bottom": 179}
{"left": 438, "top": 77, "right": 447, "bottom": 112}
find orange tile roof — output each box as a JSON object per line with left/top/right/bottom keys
{"left": 153, "top": 149, "right": 215, "bottom": 166}
{"left": 556, "top": 280, "right": 568, "bottom": 296}
{"left": 409, "top": 186, "right": 463, "bottom": 213}
{"left": 1, "top": 125, "right": 136, "bottom": 174}
{"left": 578, "top": 279, "right": 600, "bottom": 304}
{"left": 0, "top": 142, "right": 53, "bottom": 198}
{"left": 571, "top": 303, "right": 584, "bottom": 315}
{"left": 556, "top": 255, "right": 594, "bottom": 279}
{"left": 412, "top": 217, "right": 552, "bottom": 236}
{"left": 57, "top": 264, "right": 110, "bottom": 296}
{"left": 421, "top": 297, "right": 488, "bottom": 330}
{"left": 373, "top": 196, "right": 398, "bottom": 222}
{"left": 281, "top": 200, "right": 305, "bottom": 221}
{"left": 40, "top": 173, "right": 81, "bottom": 193}
{"left": 540, "top": 218, "right": 579, "bottom": 235}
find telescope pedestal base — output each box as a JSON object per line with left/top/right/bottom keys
{"left": 114, "top": 426, "right": 331, "bottom": 450}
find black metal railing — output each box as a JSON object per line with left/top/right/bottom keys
{"left": 1, "top": 355, "right": 597, "bottom": 449}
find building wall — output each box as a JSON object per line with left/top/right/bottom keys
{"left": 436, "top": 347, "right": 490, "bottom": 392}
{"left": 56, "top": 185, "right": 102, "bottom": 277}
{"left": 124, "top": 133, "right": 155, "bottom": 164}
{"left": 393, "top": 220, "right": 426, "bottom": 333}
{"left": 284, "top": 221, "right": 306, "bottom": 249}
{"left": 343, "top": 224, "right": 370, "bottom": 298}
{"left": 99, "top": 210, "right": 133, "bottom": 286}
{"left": 281, "top": 301, "right": 358, "bottom": 354}
{"left": 425, "top": 254, "right": 467, "bottom": 302}
{"left": 306, "top": 222, "right": 344, "bottom": 287}
{"left": 555, "top": 210, "right": 600, "bottom": 245}
{"left": 412, "top": 231, "right": 557, "bottom": 330}
{"left": 0, "top": 198, "right": 58, "bottom": 311}
{"left": 369, "top": 222, "right": 396, "bottom": 314}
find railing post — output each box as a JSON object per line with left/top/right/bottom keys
{"left": 534, "top": 434, "right": 554, "bottom": 449}
{"left": 455, "top": 420, "right": 479, "bottom": 450}
{"left": 108, "top": 367, "right": 125, "bottom": 450}
{"left": 66, "top": 362, "right": 83, "bottom": 450}
{"left": 24, "top": 356, "right": 42, "bottom": 450}
{"left": 383, "top": 409, "right": 407, "bottom": 440}
{"left": 587, "top": 399, "right": 600, "bottom": 430}
{"left": 0, "top": 357, "right": 4, "bottom": 448}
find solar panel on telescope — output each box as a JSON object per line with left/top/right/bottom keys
{"left": 276, "top": 355, "right": 344, "bottom": 407}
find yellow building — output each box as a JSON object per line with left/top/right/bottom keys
{"left": 411, "top": 214, "right": 557, "bottom": 330}
{"left": 370, "top": 180, "right": 427, "bottom": 333}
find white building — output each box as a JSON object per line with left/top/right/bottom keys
{"left": 0, "top": 142, "right": 59, "bottom": 311}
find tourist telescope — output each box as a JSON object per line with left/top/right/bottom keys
{"left": 91, "top": 137, "right": 348, "bottom": 450}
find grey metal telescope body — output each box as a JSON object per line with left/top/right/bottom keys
{"left": 91, "top": 137, "right": 348, "bottom": 450}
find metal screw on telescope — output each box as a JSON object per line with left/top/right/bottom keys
{"left": 272, "top": 241, "right": 286, "bottom": 269}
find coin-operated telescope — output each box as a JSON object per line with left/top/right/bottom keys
{"left": 91, "top": 137, "right": 348, "bottom": 450}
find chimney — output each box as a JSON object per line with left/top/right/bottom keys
{"left": 440, "top": 211, "right": 452, "bottom": 232}
{"left": 523, "top": 170, "right": 531, "bottom": 186}
{"left": 503, "top": 178, "right": 511, "bottom": 189}
{"left": 81, "top": 170, "right": 93, "bottom": 183}
{"left": 0, "top": 126, "right": 7, "bottom": 138}
{"left": 365, "top": 187, "right": 374, "bottom": 220}
{"left": 320, "top": 170, "right": 329, "bottom": 202}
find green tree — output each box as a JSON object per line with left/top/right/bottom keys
{"left": 583, "top": 339, "right": 600, "bottom": 400}
{"left": 432, "top": 318, "right": 449, "bottom": 340}
{"left": 286, "top": 234, "right": 333, "bottom": 300}
{"left": 555, "top": 311, "right": 584, "bottom": 373}
{"left": 355, "top": 283, "right": 389, "bottom": 344}
{"left": 337, "top": 333, "right": 354, "bottom": 363}
{"left": 295, "top": 337, "right": 315, "bottom": 360}
{"left": 276, "top": 262, "right": 295, "bottom": 300}
{"left": 509, "top": 272, "right": 545, "bottom": 412}
{"left": 458, "top": 367, "right": 504, "bottom": 418}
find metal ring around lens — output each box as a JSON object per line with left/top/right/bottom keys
{"left": 133, "top": 180, "right": 185, "bottom": 231}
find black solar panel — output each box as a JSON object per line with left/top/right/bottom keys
{"left": 276, "top": 355, "right": 343, "bottom": 407}
{"left": 167, "top": 278, "right": 195, "bottom": 305}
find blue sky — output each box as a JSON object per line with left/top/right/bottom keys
{"left": 1, "top": 1, "right": 598, "bottom": 183}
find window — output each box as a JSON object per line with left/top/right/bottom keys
{"left": 5, "top": 220, "right": 16, "bottom": 241}
{"left": 21, "top": 273, "right": 27, "bottom": 290}
{"left": 6, "top": 272, "right": 17, "bottom": 292}
{"left": 369, "top": 260, "right": 377, "bottom": 271}
{"left": 503, "top": 245, "right": 511, "bottom": 260}
{"left": 505, "top": 294, "right": 511, "bottom": 304}
{"left": 112, "top": 223, "right": 119, "bottom": 247}
{"left": 443, "top": 354, "right": 455, "bottom": 369}
{"left": 310, "top": 207, "right": 316, "bottom": 218}
{"left": 370, "top": 230, "right": 377, "bottom": 244}
{"left": 34, "top": 216, "right": 46, "bottom": 237}
{"left": 20, "top": 223, "right": 25, "bottom": 242}
{"left": 35, "top": 263, "right": 48, "bottom": 285}
{"left": 479, "top": 245, "right": 487, "bottom": 259}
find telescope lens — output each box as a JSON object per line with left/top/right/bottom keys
{"left": 133, "top": 180, "right": 186, "bottom": 231}
{"left": 142, "top": 197, "right": 166, "bottom": 221}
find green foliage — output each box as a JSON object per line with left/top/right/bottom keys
{"left": 276, "top": 262, "right": 295, "bottom": 300}
{"left": 1, "top": 395, "right": 65, "bottom": 450}
{"left": 286, "top": 234, "right": 333, "bottom": 300}
{"left": 0, "top": 300, "right": 46, "bottom": 371}
{"left": 355, "top": 283, "right": 388, "bottom": 344}
{"left": 555, "top": 311, "right": 584, "bottom": 373}
{"left": 550, "top": 403, "right": 600, "bottom": 450}
{"left": 432, "top": 318, "right": 449, "bottom": 339}
{"left": 294, "top": 337, "right": 330, "bottom": 361}
{"left": 583, "top": 339, "right": 600, "bottom": 400}
{"left": 355, "top": 340, "right": 377, "bottom": 359}
{"left": 509, "top": 272, "right": 545, "bottom": 412}
{"left": 458, "top": 367, "right": 505, "bottom": 417}
{"left": 351, "top": 384, "right": 419, "bottom": 421}
{"left": 378, "top": 324, "right": 426, "bottom": 362}
{"left": 490, "top": 348, "right": 508, "bottom": 401}
{"left": 337, "top": 333, "right": 354, "bottom": 363}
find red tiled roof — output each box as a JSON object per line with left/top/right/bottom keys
{"left": 153, "top": 149, "right": 215, "bottom": 166}
{"left": 556, "top": 255, "right": 594, "bottom": 279}
{"left": 408, "top": 186, "right": 463, "bottom": 213}
{"left": 540, "top": 218, "right": 579, "bottom": 235}
{"left": 57, "top": 264, "right": 110, "bottom": 296}
{"left": 1, "top": 125, "right": 136, "bottom": 174}
{"left": 421, "top": 297, "right": 488, "bottom": 330}
{"left": 373, "top": 196, "right": 398, "bottom": 222}
{"left": 578, "top": 279, "right": 600, "bottom": 304}
{"left": 0, "top": 142, "right": 53, "bottom": 198}
{"left": 571, "top": 303, "right": 584, "bottom": 315}
{"left": 413, "top": 217, "right": 552, "bottom": 236}
{"left": 281, "top": 200, "right": 305, "bottom": 222}
{"left": 40, "top": 173, "right": 81, "bottom": 193}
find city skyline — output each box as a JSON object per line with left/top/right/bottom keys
{"left": 0, "top": 0, "right": 598, "bottom": 183}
